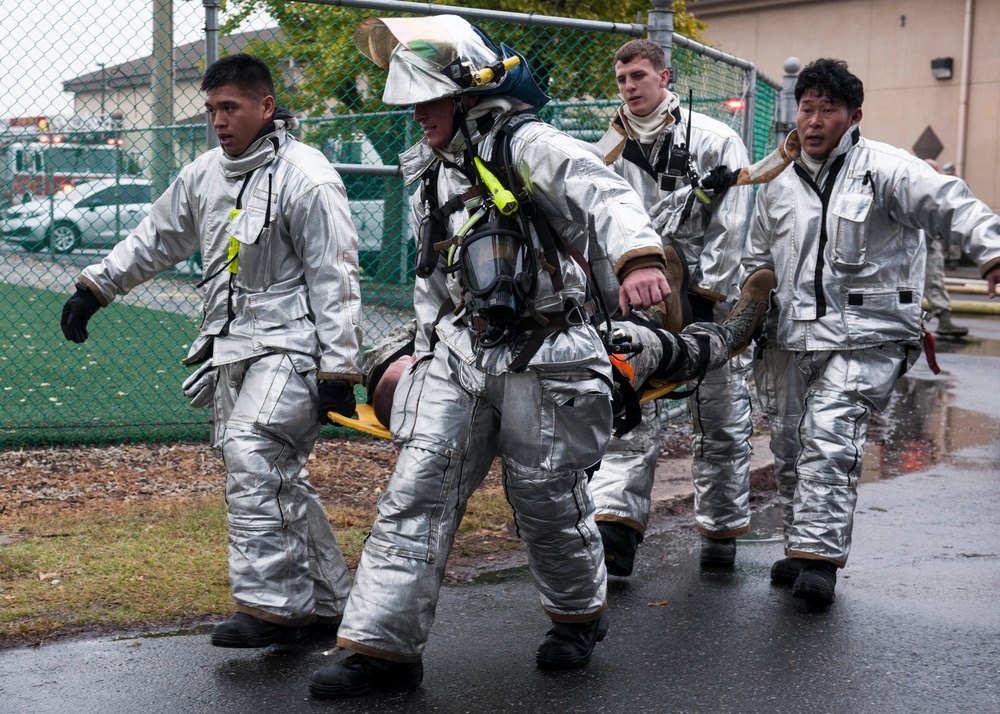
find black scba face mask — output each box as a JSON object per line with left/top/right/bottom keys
{"left": 459, "top": 215, "right": 537, "bottom": 335}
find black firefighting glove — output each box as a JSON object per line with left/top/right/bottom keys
{"left": 700, "top": 165, "right": 739, "bottom": 194}
{"left": 60, "top": 282, "right": 102, "bottom": 343}
{"left": 319, "top": 379, "right": 357, "bottom": 423}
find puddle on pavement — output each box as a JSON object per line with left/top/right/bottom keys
{"left": 745, "top": 328, "right": 1000, "bottom": 541}
{"left": 864, "top": 332, "right": 1000, "bottom": 482}
{"left": 932, "top": 330, "right": 1000, "bottom": 358}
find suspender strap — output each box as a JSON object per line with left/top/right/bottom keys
{"left": 417, "top": 165, "right": 471, "bottom": 277}
{"left": 621, "top": 138, "right": 667, "bottom": 182}
{"left": 506, "top": 325, "right": 554, "bottom": 374}
{"left": 492, "top": 117, "right": 565, "bottom": 292}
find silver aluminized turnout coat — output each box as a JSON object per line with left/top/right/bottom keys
{"left": 405, "top": 110, "right": 667, "bottom": 363}
{"left": 80, "top": 122, "right": 362, "bottom": 381}
{"left": 747, "top": 125, "right": 1000, "bottom": 351}
{"left": 335, "top": 105, "right": 667, "bottom": 661}
{"left": 78, "top": 120, "right": 363, "bottom": 624}
{"left": 747, "top": 125, "right": 1000, "bottom": 564}
{"left": 602, "top": 95, "right": 752, "bottom": 306}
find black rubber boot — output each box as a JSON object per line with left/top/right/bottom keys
{"left": 699, "top": 536, "right": 737, "bottom": 568}
{"left": 309, "top": 653, "right": 424, "bottom": 699}
{"left": 536, "top": 616, "right": 609, "bottom": 670}
{"left": 770, "top": 557, "right": 806, "bottom": 585}
{"left": 209, "top": 612, "right": 303, "bottom": 648}
{"left": 597, "top": 522, "right": 642, "bottom": 577}
{"left": 792, "top": 560, "right": 839, "bottom": 605}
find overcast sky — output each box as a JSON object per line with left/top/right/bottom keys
{"left": 0, "top": 0, "right": 271, "bottom": 119}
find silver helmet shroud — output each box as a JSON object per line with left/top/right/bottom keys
{"left": 353, "top": 14, "right": 549, "bottom": 108}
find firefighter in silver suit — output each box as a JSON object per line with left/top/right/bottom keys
{"left": 60, "top": 55, "right": 363, "bottom": 645}
{"left": 747, "top": 59, "right": 1000, "bottom": 606}
{"left": 591, "top": 39, "right": 755, "bottom": 573}
{"left": 309, "top": 15, "right": 670, "bottom": 699}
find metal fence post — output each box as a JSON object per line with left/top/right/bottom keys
{"left": 202, "top": 0, "right": 220, "bottom": 150}
{"left": 150, "top": 0, "right": 173, "bottom": 199}
{"left": 777, "top": 57, "right": 800, "bottom": 145}
{"left": 647, "top": 0, "right": 674, "bottom": 82}
{"left": 742, "top": 66, "right": 757, "bottom": 162}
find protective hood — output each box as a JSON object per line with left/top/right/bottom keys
{"left": 354, "top": 14, "right": 549, "bottom": 109}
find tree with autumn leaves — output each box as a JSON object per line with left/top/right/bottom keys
{"left": 222, "top": 0, "right": 705, "bottom": 152}
{"left": 220, "top": 0, "right": 705, "bottom": 283}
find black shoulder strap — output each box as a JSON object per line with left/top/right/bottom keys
{"left": 422, "top": 164, "right": 465, "bottom": 223}
{"left": 619, "top": 106, "right": 681, "bottom": 181}
{"left": 416, "top": 163, "right": 467, "bottom": 279}
{"left": 491, "top": 116, "right": 568, "bottom": 292}
{"left": 621, "top": 139, "right": 664, "bottom": 181}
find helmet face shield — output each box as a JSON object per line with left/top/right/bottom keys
{"left": 384, "top": 45, "right": 464, "bottom": 105}
{"left": 354, "top": 16, "right": 496, "bottom": 71}
{"left": 354, "top": 15, "right": 501, "bottom": 106}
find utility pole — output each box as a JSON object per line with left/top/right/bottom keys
{"left": 98, "top": 62, "right": 107, "bottom": 118}
{"left": 203, "top": 0, "right": 220, "bottom": 150}
{"left": 647, "top": 0, "right": 674, "bottom": 86}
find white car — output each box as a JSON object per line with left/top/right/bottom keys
{"left": 2, "top": 178, "right": 152, "bottom": 252}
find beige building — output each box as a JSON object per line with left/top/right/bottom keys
{"left": 63, "top": 29, "right": 289, "bottom": 128}
{"left": 691, "top": 0, "right": 1000, "bottom": 210}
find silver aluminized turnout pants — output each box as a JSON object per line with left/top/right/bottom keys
{"left": 753, "top": 345, "right": 909, "bottom": 565}
{"left": 217, "top": 352, "right": 351, "bottom": 624}
{"left": 589, "top": 400, "right": 661, "bottom": 535}
{"left": 336, "top": 334, "right": 613, "bottom": 661}
{"left": 590, "top": 354, "right": 753, "bottom": 541}
{"left": 688, "top": 355, "right": 753, "bottom": 538}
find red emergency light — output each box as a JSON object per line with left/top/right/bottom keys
{"left": 8, "top": 116, "right": 46, "bottom": 127}
{"left": 724, "top": 98, "right": 745, "bottom": 113}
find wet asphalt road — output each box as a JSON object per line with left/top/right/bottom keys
{"left": 2, "top": 317, "right": 999, "bottom": 714}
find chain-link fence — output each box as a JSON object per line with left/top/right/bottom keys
{"left": 1, "top": 0, "right": 778, "bottom": 447}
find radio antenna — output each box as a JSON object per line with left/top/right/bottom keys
{"left": 685, "top": 88, "right": 694, "bottom": 149}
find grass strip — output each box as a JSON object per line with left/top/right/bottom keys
{"left": 0, "top": 488, "right": 518, "bottom": 645}
{"left": 1, "top": 282, "right": 206, "bottom": 447}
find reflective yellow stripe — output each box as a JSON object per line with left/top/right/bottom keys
{"left": 227, "top": 208, "right": 240, "bottom": 274}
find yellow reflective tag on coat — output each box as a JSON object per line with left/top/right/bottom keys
{"left": 227, "top": 208, "right": 241, "bottom": 273}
